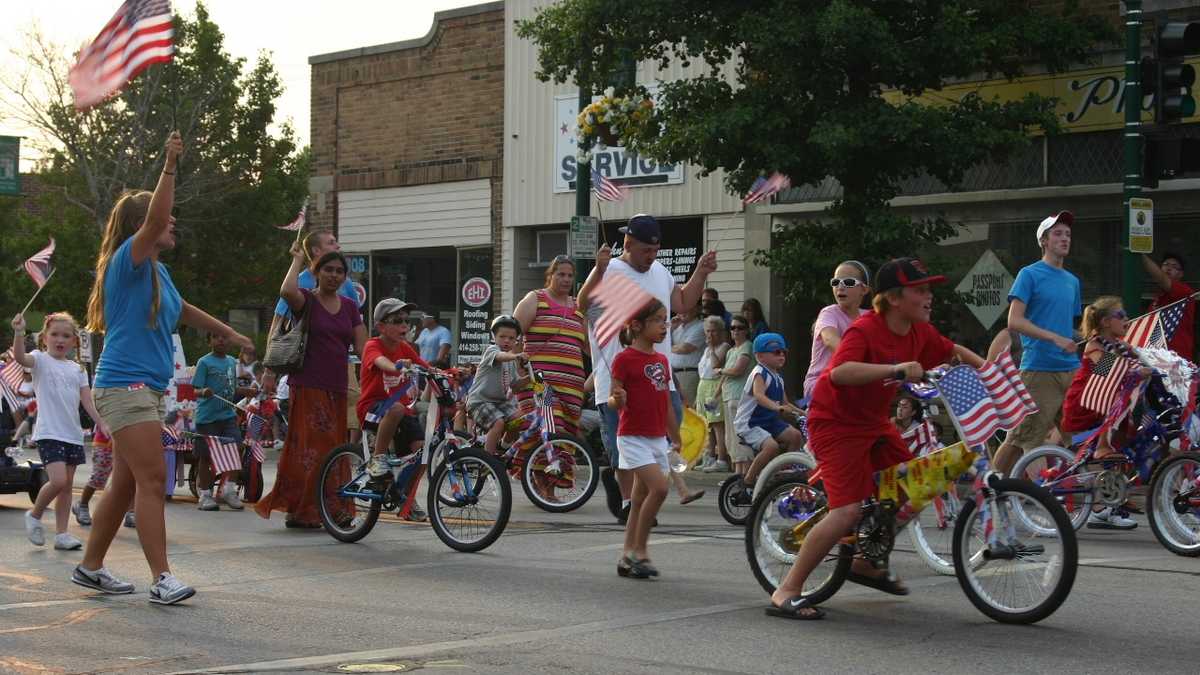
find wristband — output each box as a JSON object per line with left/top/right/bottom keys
{"left": 14, "top": 331, "right": 25, "bottom": 337}
{"left": 893, "top": 366, "right": 905, "bottom": 382}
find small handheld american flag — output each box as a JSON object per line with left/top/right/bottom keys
{"left": 276, "top": 202, "right": 306, "bottom": 231}
{"left": 1126, "top": 302, "right": 1185, "bottom": 350}
{"left": 0, "top": 358, "right": 23, "bottom": 413}
{"left": 23, "top": 239, "right": 55, "bottom": 288}
{"left": 589, "top": 273, "right": 655, "bottom": 347}
{"left": 591, "top": 168, "right": 630, "bottom": 202}
{"left": 901, "top": 418, "right": 939, "bottom": 456}
{"left": 207, "top": 435, "right": 243, "bottom": 475}
{"left": 69, "top": 0, "right": 174, "bottom": 111}
{"left": 246, "top": 413, "right": 267, "bottom": 462}
{"left": 742, "top": 172, "right": 791, "bottom": 205}
{"left": 1081, "top": 351, "right": 1139, "bottom": 415}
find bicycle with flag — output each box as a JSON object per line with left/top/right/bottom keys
{"left": 746, "top": 364, "right": 1078, "bottom": 624}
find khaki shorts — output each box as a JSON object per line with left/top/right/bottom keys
{"left": 1006, "top": 370, "right": 1075, "bottom": 450}
{"left": 724, "top": 399, "right": 754, "bottom": 463}
{"left": 93, "top": 386, "right": 166, "bottom": 435}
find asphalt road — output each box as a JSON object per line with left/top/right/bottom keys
{"left": 2, "top": 459, "right": 1199, "bottom": 675}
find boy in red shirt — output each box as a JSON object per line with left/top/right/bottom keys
{"left": 767, "top": 258, "right": 984, "bottom": 620}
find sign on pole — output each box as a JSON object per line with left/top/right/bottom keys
{"left": 569, "top": 215, "right": 600, "bottom": 259}
{"left": 0, "top": 136, "right": 19, "bottom": 196}
{"left": 457, "top": 277, "right": 493, "bottom": 365}
{"left": 1128, "top": 197, "right": 1154, "bottom": 254}
{"left": 955, "top": 250, "right": 1014, "bottom": 329}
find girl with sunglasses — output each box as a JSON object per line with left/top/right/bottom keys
{"left": 802, "top": 260, "right": 871, "bottom": 399}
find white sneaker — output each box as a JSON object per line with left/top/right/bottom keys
{"left": 703, "top": 460, "right": 731, "bottom": 473}
{"left": 54, "top": 532, "right": 83, "bottom": 550}
{"left": 149, "top": 572, "right": 195, "bottom": 605}
{"left": 24, "top": 510, "right": 45, "bottom": 546}
{"left": 220, "top": 490, "right": 244, "bottom": 510}
{"left": 1087, "top": 507, "right": 1137, "bottom": 530}
{"left": 695, "top": 456, "right": 714, "bottom": 472}
{"left": 72, "top": 565, "right": 135, "bottom": 594}
{"left": 72, "top": 501, "right": 92, "bottom": 526}
{"left": 271, "top": 440, "right": 285, "bottom": 451}
{"left": 123, "top": 511, "right": 137, "bottom": 529}
{"left": 197, "top": 493, "right": 219, "bottom": 511}
{"left": 367, "top": 454, "right": 390, "bottom": 477}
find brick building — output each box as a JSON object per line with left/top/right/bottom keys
{"left": 307, "top": 1, "right": 504, "bottom": 362}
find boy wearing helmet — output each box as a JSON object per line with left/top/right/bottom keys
{"left": 466, "top": 315, "right": 530, "bottom": 456}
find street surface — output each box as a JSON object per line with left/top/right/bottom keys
{"left": 2, "top": 458, "right": 1199, "bottom": 675}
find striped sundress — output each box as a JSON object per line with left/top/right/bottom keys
{"left": 518, "top": 289, "right": 587, "bottom": 436}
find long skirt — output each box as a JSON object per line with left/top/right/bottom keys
{"left": 254, "top": 384, "right": 347, "bottom": 526}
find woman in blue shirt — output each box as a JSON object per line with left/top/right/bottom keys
{"left": 74, "top": 132, "right": 252, "bottom": 606}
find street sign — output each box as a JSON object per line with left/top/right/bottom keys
{"left": 568, "top": 215, "right": 599, "bottom": 258}
{"left": 955, "top": 250, "right": 1014, "bottom": 329}
{"left": 0, "top": 136, "right": 19, "bottom": 196}
{"left": 1128, "top": 197, "right": 1154, "bottom": 253}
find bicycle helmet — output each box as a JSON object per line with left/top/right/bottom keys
{"left": 490, "top": 314, "right": 522, "bottom": 336}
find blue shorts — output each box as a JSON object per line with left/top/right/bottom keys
{"left": 36, "top": 439, "right": 86, "bottom": 466}
{"left": 739, "top": 417, "right": 791, "bottom": 452}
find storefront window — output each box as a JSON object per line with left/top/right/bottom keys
{"left": 372, "top": 246, "right": 457, "bottom": 336}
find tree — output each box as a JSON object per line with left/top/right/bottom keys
{"left": 0, "top": 1, "right": 309, "bottom": 346}
{"left": 518, "top": 0, "right": 1115, "bottom": 307}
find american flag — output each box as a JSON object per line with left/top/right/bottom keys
{"left": 976, "top": 351, "right": 1038, "bottom": 429}
{"left": 937, "top": 364, "right": 1036, "bottom": 448}
{"left": 276, "top": 202, "right": 306, "bottom": 231}
{"left": 0, "top": 358, "right": 22, "bottom": 413}
{"left": 1080, "top": 350, "right": 1138, "bottom": 415}
{"left": 1126, "top": 302, "right": 1185, "bottom": 350}
{"left": 23, "top": 239, "right": 55, "bottom": 288}
{"left": 69, "top": 0, "right": 174, "bottom": 111}
{"left": 901, "top": 418, "right": 939, "bottom": 456}
{"left": 160, "top": 424, "right": 179, "bottom": 449}
{"left": 589, "top": 273, "right": 655, "bottom": 347}
{"left": 246, "top": 413, "right": 267, "bottom": 462}
{"left": 207, "top": 435, "right": 243, "bottom": 475}
{"left": 742, "top": 172, "right": 791, "bottom": 205}
{"left": 591, "top": 168, "right": 629, "bottom": 202}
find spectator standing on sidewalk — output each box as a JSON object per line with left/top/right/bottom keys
{"left": 669, "top": 303, "right": 705, "bottom": 407}
{"left": 415, "top": 312, "right": 452, "bottom": 368}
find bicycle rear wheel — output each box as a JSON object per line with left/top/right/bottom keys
{"left": 521, "top": 434, "right": 598, "bottom": 513}
{"left": 744, "top": 472, "right": 850, "bottom": 604}
{"left": 428, "top": 447, "right": 511, "bottom": 552}
{"left": 317, "top": 443, "right": 381, "bottom": 543}
{"left": 1147, "top": 452, "right": 1200, "bottom": 556}
{"left": 953, "top": 478, "right": 1077, "bottom": 624}
{"left": 718, "top": 473, "right": 751, "bottom": 526}
{"left": 1009, "top": 445, "right": 1091, "bottom": 533}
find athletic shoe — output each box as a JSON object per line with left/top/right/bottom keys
{"left": 25, "top": 510, "right": 45, "bottom": 546}
{"left": 54, "top": 532, "right": 83, "bottom": 550}
{"left": 72, "top": 502, "right": 92, "bottom": 526}
{"left": 123, "top": 511, "right": 137, "bottom": 529}
{"left": 694, "top": 456, "right": 715, "bottom": 472}
{"left": 71, "top": 565, "right": 135, "bottom": 594}
{"left": 403, "top": 503, "right": 428, "bottom": 522}
{"left": 197, "top": 494, "right": 219, "bottom": 511}
{"left": 1087, "top": 507, "right": 1137, "bottom": 530}
{"left": 149, "top": 572, "right": 195, "bottom": 605}
{"left": 220, "top": 490, "right": 244, "bottom": 511}
{"left": 703, "top": 460, "right": 731, "bottom": 473}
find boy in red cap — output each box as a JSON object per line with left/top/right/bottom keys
{"left": 766, "top": 258, "right": 984, "bottom": 620}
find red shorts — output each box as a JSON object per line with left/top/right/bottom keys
{"left": 807, "top": 419, "right": 913, "bottom": 509}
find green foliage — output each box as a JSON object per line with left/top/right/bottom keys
{"left": 518, "top": 0, "right": 1115, "bottom": 303}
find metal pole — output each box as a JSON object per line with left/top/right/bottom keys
{"left": 1122, "top": 0, "right": 1144, "bottom": 313}
{"left": 575, "top": 85, "right": 592, "bottom": 218}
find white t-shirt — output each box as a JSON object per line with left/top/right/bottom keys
{"left": 589, "top": 258, "right": 677, "bottom": 401}
{"left": 30, "top": 351, "right": 90, "bottom": 445}
{"left": 669, "top": 319, "right": 705, "bottom": 370}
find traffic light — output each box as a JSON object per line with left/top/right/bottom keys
{"left": 1152, "top": 21, "right": 1200, "bottom": 124}
{"left": 1143, "top": 134, "right": 1200, "bottom": 188}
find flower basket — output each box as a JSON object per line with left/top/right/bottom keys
{"left": 575, "top": 91, "right": 656, "bottom": 165}
{"left": 592, "top": 121, "right": 621, "bottom": 147}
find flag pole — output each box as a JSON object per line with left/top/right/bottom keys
{"left": 20, "top": 269, "right": 56, "bottom": 315}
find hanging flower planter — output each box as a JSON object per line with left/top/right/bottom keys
{"left": 575, "top": 91, "right": 656, "bottom": 165}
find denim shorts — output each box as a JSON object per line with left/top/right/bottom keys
{"left": 36, "top": 439, "right": 86, "bottom": 466}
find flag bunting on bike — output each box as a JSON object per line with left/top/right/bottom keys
{"left": 0, "top": 358, "right": 22, "bottom": 413}
{"left": 591, "top": 167, "right": 629, "bottom": 202}
{"left": 590, "top": 273, "right": 656, "bottom": 347}
{"left": 23, "top": 239, "right": 56, "bottom": 288}
{"left": 207, "top": 435, "right": 243, "bottom": 475}
{"left": 1125, "top": 301, "right": 1185, "bottom": 350}
{"left": 901, "top": 418, "right": 939, "bottom": 456}
{"left": 742, "top": 172, "right": 791, "bottom": 205}
{"left": 935, "top": 364, "right": 1036, "bottom": 448}
{"left": 275, "top": 201, "right": 306, "bottom": 231}
{"left": 69, "top": 0, "right": 174, "bottom": 110}
{"left": 541, "top": 385, "right": 558, "bottom": 435}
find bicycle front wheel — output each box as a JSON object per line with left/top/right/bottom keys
{"left": 953, "top": 478, "right": 1077, "bottom": 624}
{"left": 744, "top": 472, "right": 850, "bottom": 604}
{"left": 317, "top": 443, "right": 381, "bottom": 543}
{"left": 1147, "top": 452, "right": 1200, "bottom": 557}
{"left": 521, "top": 434, "right": 598, "bottom": 513}
{"left": 428, "top": 447, "right": 511, "bottom": 552}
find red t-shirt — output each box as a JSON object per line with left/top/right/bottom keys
{"left": 808, "top": 312, "right": 955, "bottom": 431}
{"left": 1151, "top": 280, "right": 1195, "bottom": 360}
{"left": 356, "top": 337, "right": 429, "bottom": 422}
{"left": 611, "top": 347, "right": 671, "bottom": 437}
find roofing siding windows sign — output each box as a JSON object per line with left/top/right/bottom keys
{"left": 554, "top": 91, "right": 684, "bottom": 193}
{"left": 956, "top": 250, "right": 1014, "bottom": 330}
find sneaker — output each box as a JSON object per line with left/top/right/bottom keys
{"left": 197, "top": 493, "right": 219, "bottom": 511}
{"left": 72, "top": 502, "right": 92, "bottom": 526}
{"left": 123, "top": 511, "right": 137, "bottom": 529}
{"left": 220, "top": 490, "right": 244, "bottom": 511}
{"left": 25, "top": 510, "right": 45, "bottom": 546}
{"left": 695, "top": 456, "right": 715, "bottom": 472}
{"left": 1087, "top": 507, "right": 1137, "bottom": 530}
{"left": 703, "top": 459, "right": 731, "bottom": 473}
{"left": 403, "top": 503, "right": 428, "bottom": 522}
{"left": 367, "top": 454, "right": 390, "bottom": 477}
{"left": 71, "top": 565, "right": 135, "bottom": 594}
{"left": 54, "top": 532, "right": 83, "bottom": 550}
{"left": 149, "top": 572, "right": 196, "bottom": 605}
{"left": 272, "top": 440, "right": 285, "bottom": 451}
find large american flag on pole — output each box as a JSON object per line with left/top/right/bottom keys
{"left": 936, "top": 363, "right": 1038, "bottom": 448}
{"left": 742, "top": 172, "right": 791, "bottom": 205}
{"left": 1125, "top": 302, "right": 1185, "bottom": 350}
{"left": 589, "top": 273, "right": 655, "bottom": 347}
{"left": 207, "top": 435, "right": 243, "bottom": 475}
{"left": 275, "top": 202, "right": 306, "bottom": 231}
{"left": 23, "top": 239, "right": 55, "bottom": 288}
{"left": 591, "top": 168, "right": 630, "bottom": 202}
{"left": 69, "top": 0, "right": 175, "bottom": 111}
{"left": 1080, "top": 351, "right": 1138, "bottom": 415}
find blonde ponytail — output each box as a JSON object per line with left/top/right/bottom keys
{"left": 87, "top": 191, "right": 159, "bottom": 332}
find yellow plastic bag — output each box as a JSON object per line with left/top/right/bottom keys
{"left": 679, "top": 408, "right": 709, "bottom": 468}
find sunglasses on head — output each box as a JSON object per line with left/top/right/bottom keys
{"left": 830, "top": 277, "right": 863, "bottom": 288}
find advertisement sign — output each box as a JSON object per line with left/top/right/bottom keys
{"left": 602, "top": 218, "right": 703, "bottom": 284}
{"left": 955, "top": 250, "right": 1014, "bottom": 329}
{"left": 0, "top": 136, "right": 18, "bottom": 196}
{"left": 456, "top": 249, "right": 494, "bottom": 365}
{"left": 1128, "top": 198, "right": 1154, "bottom": 254}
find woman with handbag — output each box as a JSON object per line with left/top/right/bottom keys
{"left": 255, "top": 243, "right": 367, "bottom": 528}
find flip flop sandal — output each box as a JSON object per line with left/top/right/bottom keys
{"left": 846, "top": 570, "right": 910, "bottom": 596}
{"left": 680, "top": 490, "right": 706, "bottom": 505}
{"left": 765, "top": 595, "right": 825, "bottom": 620}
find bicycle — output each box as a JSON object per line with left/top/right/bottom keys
{"left": 718, "top": 412, "right": 814, "bottom": 526}
{"left": 745, "top": 367, "right": 1079, "bottom": 624}
{"left": 315, "top": 365, "right": 511, "bottom": 552}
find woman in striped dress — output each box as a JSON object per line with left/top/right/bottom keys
{"left": 513, "top": 255, "right": 587, "bottom": 437}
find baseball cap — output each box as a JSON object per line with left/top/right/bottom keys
{"left": 874, "top": 258, "right": 947, "bottom": 293}
{"left": 373, "top": 298, "right": 417, "bottom": 323}
{"left": 753, "top": 332, "right": 787, "bottom": 353}
{"left": 1036, "top": 210, "right": 1074, "bottom": 244}
{"left": 619, "top": 213, "right": 661, "bottom": 245}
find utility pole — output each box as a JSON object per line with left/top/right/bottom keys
{"left": 1121, "top": 0, "right": 1144, "bottom": 314}
{"left": 575, "top": 84, "right": 592, "bottom": 218}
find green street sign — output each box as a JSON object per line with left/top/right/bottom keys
{"left": 0, "top": 136, "right": 19, "bottom": 196}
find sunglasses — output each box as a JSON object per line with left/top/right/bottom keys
{"left": 830, "top": 277, "right": 863, "bottom": 288}
{"left": 770, "top": 349, "right": 787, "bottom": 356}
{"left": 1107, "top": 310, "right": 1128, "bottom": 320}
{"left": 731, "top": 325, "right": 748, "bottom": 331}
{"left": 379, "top": 316, "right": 408, "bottom": 325}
